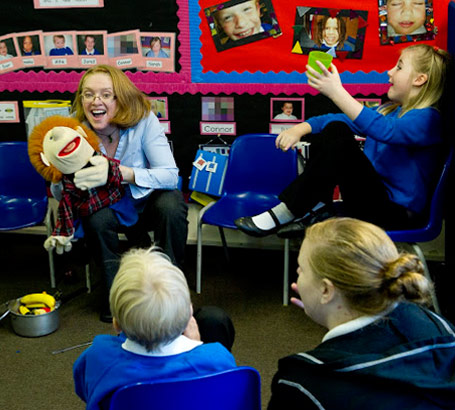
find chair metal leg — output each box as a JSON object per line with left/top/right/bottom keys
{"left": 218, "top": 227, "right": 230, "bottom": 262}
{"left": 196, "top": 202, "right": 217, "bottom": 294}
{"left": 44, "top": 205, "right": 57, "bottom": 288}
{"left": 48, "top": 249, "right": 56, "bottom": 289}
{"left": 196, "top": 218, "right": 203, "bottom": 294}
{"left": 411, "top": 243, "right": 441, "bottom": 314}
{"left": 85, "top": 263, "right": 91, "bottom": 293}
{"left": 283, "top": 239, "right": 289, "bottom": 306}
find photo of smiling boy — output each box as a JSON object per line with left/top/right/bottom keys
{"left": 206, "top": 0, "right": 281, "bottom": 51}
{"left": 215, "top": 0, "right": 264, "bottom": 42}
{"left": 387, "top": 0, "right": 427, "bottom": 36}
{"left": 49, "top": 34, "right": 74, "bottom": 56}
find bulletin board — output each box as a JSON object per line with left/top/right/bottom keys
{"left": 192, "top": 0, "right": 449, "bottom": 94}
{"left": 0, "top": 0, "right": 451, "bottom": 96}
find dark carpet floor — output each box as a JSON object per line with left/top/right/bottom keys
{"left": 0, "top": 233, "right": 326, "bottom": 410}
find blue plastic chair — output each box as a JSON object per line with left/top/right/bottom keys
{"left": 108, "top": 366, "right": 261, "bottom": 410}
{"left": 0, "top": 142, "right": 57, "bottom": 287}
{"left": 0, "top": 142, "right": 48, "bottom": 230}
{"left": 196, "top": 134, "right": 298, "bottom": 305}
{"left": 386, "top": 147, "right": 454, "bottom": 314}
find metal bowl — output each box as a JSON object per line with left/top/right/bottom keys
{"left": 6, "top": 298, "right": 60, "bottom": 337}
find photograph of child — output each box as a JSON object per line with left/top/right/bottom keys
{"left": 14, "top": 31, "right": 46, "bottom": 68}
{"left": 0, "top": 39, "right": 15, "bottom": 60}
{"left": 292, "top": 7, "right": 367, "bottom": 59}
{"left": 313, "top": 16, "right": 354, "bottom": 52}
{"left": 107, "top": 30, "right": 141, "bottom": 69}
{"left": 378, "top": 0, "right": 435, "bottom": 44}
{"left": 148, "top": 97, "right": 168, "bottom": 120}
{"left": 78, "top": 34, "right": 102, "bottom": 55}
{"left": 18, "top": 35, "right": 41, "bottom": 56}
{"left": 205, "top": 0, "right": 281, "bottom": 52}
{"left": 271, "top": 98, "right": 303, "bottom": 122}
{"left": 139, "top": 32, "right": 175, "bottom": 72}
{"left": 48, "top": 34, "right": 74, "bottom": 56}
{"left": 386, "top": 0, "right": 427, "bottom": 36}
{"left": 145, "top": 37, "right": 169, "bottom": 58}
{"left": 0, "top": 35, "right": 23, "bottom": 73}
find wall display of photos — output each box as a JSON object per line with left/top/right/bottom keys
{"left": 0, "top": 29, "right": 176, "bottom": 73}
{"left": 0, "top": 0, "right": 451, "bottom": 96}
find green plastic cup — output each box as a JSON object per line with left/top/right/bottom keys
{"left": 307, "top": 50, "right": 333, "bottom": 74}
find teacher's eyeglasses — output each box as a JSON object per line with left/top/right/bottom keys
{"left": 81, "top": 91, "right": 116, "bottom": 103}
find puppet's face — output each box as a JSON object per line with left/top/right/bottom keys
{"left": 42, "top": 126, "right": 95, "bottom": 174}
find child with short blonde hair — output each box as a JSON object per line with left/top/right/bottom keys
{"left": 74, "top": 247, "right": 236, "bottom": 410}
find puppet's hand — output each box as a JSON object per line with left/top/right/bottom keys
{"left": 44, "top": 235, "right": 74, "bottom": 254}
{"left": 74, "top": 156, "right": 108, "bottom": 190}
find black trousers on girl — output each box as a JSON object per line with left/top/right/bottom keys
{"left": 279, "top": 122, "right": 422, "bottom": 230}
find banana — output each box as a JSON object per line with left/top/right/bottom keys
{"left": 23, "top": 302, "right": 47, "bottom": 308}
{"left": 20, "top": 292, "right": 56, "bottom": 309}
{"left": 19, "top": 305, "right": 31, "bottom": 315}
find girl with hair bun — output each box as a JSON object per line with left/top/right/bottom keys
{"left": 269, "top": 217, "right": 455, "bottom": 409}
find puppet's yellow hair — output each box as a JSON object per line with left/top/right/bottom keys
{"left": 28, "top": 115, "right": 100, "bottom": 183}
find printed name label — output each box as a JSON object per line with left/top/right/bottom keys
{"left": 117, "top": 58, "right": 132, "bottom": 67}
{"left": 200, "top": 122, "right": 236, "bottom": 135}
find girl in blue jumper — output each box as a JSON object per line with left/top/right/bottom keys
{"left": 235, "top": 44, "right": 451, "bottom": 237}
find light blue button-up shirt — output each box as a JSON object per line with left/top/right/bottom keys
{"left": 98, "top": 112, "right": 179, "bottom": 207}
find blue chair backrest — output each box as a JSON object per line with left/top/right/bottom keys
{"left": 387, "top": 146, "right": 453, "bottom": 242}
{"left": 0, "top": 141, "right": 47, "bottom": 199}
{"left": 222, "top": 134, "right": 298, "bottom": 197}
{"left": 109, "top": 366, "right": 261, "bottom": 410}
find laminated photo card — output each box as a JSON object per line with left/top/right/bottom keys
{"left": 75, "top": 31, "right": 108, "bottom": 67}
{"left": 139, "top": 32, "right": 176, "bottom": 72}
{"left": 147, "top": 97, "right": 169, "bottom": 120}
{"left": 14, "top": 30, "right": 46, "bottom": 68}
{"left": 43, "top": 31, "right": 78, "bottom": 68}
{"left": 292, "top": 7, "right": 368, "bottom": 59}
{"left": 270, "top": 98, "right": 304, "bottom": 122}
{"left": 205, "top": 0, "right": 282, "bottom": 52}
{"left": 107, "top": 30, "right": 141, "bottom": 69}
{"left": 378, "top": 0, "right": 436, "bottom": 45}
{"left": 0, "top": 34, "right": 23, "bottom": 74}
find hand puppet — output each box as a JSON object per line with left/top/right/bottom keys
{"left": 28, "top": 115, "right": 137, "bottom": 254}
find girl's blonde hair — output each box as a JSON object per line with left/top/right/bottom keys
{"left": 72, "top": 64, "right": 151, "bottom": 128}
{"left": 109, "top": 247, "right": 191, "bottom": 351}
{"left": 304, "top": 218, "right": 432, "bottom": 315}
{"left": 379, "top": 44, "right": 451, "bottom": 117}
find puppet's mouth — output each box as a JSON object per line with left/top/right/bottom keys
{"left": 58, "top": 137, "right": 81, "bottom": 157}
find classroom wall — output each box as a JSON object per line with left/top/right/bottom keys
{"left": 0, "top": 0, "right": 451, "bottom": 191}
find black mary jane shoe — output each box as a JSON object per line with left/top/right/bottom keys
{"left": 277, "top": 202, "right": 335, "bottom": 239}
{"left": 234, "top": 210, "right": 281, "bottom": 238}
{"left": 276, "top": 218, "right": 308, "bottom": 239}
